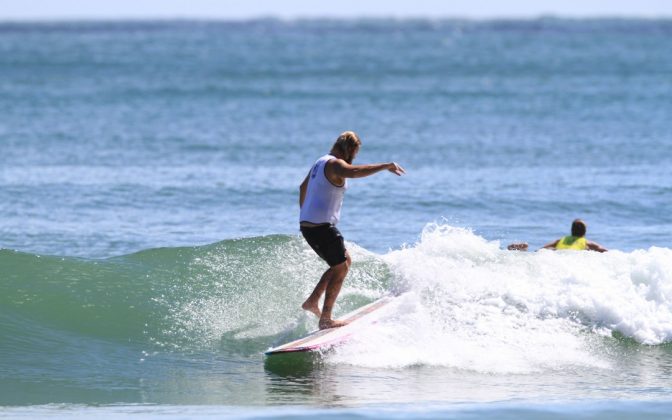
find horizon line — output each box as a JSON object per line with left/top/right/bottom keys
{"left": 1, "top": 14, "right": 672, "bottom": 23}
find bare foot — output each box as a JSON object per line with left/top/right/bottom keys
{"left": 302, "top": 300, "right": 321, "bottom": 318}
{"left": 319, "top": 319, "right": 349, "bottom": 330}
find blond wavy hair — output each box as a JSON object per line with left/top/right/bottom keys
{"left": 331, "top": 131, "right": 361, "bottom": 163}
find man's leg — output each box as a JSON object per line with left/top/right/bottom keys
{"left": 319, "top": 252, "right": 351, "bottom": 329}
{"left": 301, "top": 268, "right": 332, "bottom": 318}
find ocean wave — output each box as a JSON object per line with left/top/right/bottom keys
{"left": 2, "top": 225, "right": 672, "bottom": 372}
{"left": 0, "top": 235, "right": 390, "bottom": 354}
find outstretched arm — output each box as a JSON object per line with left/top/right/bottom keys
{"left": 587, "top": 241, "right": 608, "bottom": 253}
{"left": 540, "top": 239, "right": 560, "bottom": 250}
{"left": 328, "top": 159, "right": 405, "bottom": 179}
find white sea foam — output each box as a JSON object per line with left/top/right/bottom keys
{"left": 329, "top": 223, "right": 672, "bottom": 372}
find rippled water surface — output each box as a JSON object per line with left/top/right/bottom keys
{"left": 1, "top": 19, "right": 672, "bottom": 418}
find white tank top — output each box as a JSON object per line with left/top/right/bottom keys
{"left": 300, "top": 154, "right": 348, "bottom": 225}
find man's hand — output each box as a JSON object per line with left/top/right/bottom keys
{"left": 387, "top": 162, "right": 406, "bottom": 176}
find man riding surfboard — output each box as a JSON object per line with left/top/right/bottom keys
{"left": 299, "top": 131, "right": 405, "bottom": 329}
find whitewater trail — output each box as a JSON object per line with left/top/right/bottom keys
{"left": 329, "top": 224, "right": 672, "bottom": 372}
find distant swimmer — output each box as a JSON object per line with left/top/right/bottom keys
{"left": 299, "top": 131, "right": 405, "bottom": 329}
{"left": 508, "top": 219, "right": 608, "bottom": 253}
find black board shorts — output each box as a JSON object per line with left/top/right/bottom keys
{"left": 300, "top": 224, "right": 347, "bottom": 267}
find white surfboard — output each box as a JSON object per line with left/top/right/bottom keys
{"left": 265, "top": 296, "right": 393, "bottom": 356}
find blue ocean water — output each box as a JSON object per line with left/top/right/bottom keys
{"left": 1, "top": 19, "right": 672, "bottom": 418}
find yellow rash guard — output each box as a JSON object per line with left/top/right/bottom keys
{"left": 555, "top": 235, "right": 587, "bottom": 250}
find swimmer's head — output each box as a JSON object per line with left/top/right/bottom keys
{"left": 571, "top": 219, "right": 587, "bottom": 237}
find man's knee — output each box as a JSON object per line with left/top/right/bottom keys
{"left": 331, "top": 259, "right": 349, "bottom": 275}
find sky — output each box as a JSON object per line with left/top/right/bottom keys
{"left": 2, "top": 0, "right": 672, "bottom": 20}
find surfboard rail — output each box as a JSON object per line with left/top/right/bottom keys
{"left": 265, "top": 296, "right": 393, "bottom": 356}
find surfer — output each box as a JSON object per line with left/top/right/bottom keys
{"left": 299, "top": 131, "right": 405, "bottom": 329}
{"left": 507, "top": 219, "right": 608, "bottom": 252}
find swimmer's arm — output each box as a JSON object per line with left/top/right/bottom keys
{"left": 507, "top": 243, "right": 529, "bottom": 251}
{"left": 540, "top": 239, "right": 560, "bottom": 251}
{"left": 587, "top": 241, "right": 608, "bottom": 253}
{"left": 299, "top": 173, "right": 309, "bottom": 208}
